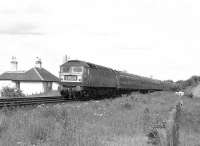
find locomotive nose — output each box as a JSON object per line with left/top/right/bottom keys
{"left": 60, "top": 66, "right": 84, "bottom": 82}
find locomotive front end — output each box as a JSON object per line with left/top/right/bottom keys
{"left": 59, "top": 64, "right": 87, "bottom": 98}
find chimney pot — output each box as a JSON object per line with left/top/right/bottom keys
{"left": 10, "top": 56, "right": 18, "bottom": 71}
{"left": 35, "top": 57, "right": 42, "bottom": 68}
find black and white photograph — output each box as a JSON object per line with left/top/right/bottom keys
{"left": 0, "top": 0, "right": 200, "bottom": 145}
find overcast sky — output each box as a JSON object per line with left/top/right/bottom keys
{"left": 0, "top": 0, "right": 200, "bottom": 81}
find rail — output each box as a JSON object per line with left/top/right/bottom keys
{"left": 0, "top": 96, "right": 67, "bottom": 108}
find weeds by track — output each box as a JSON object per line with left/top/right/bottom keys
{"left": 0, "top": 96, "right": 69, "bottom": 108}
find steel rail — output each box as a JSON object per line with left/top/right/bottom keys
{"left": 0, "top": 96, "right": 68, "bottom": 108}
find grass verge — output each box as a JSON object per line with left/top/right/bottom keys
{"left": 0, "top": 91, "right": 199, "bottom": 146}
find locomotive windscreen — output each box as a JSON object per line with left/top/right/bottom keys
{"left": 61, "top": 66, "right": 83, "bottom": 73}
{"left": 61, "top": 66, "right": 70, "bottom": 73}
{"left": 72, "top": 66, "right": 83, "bottom": 73}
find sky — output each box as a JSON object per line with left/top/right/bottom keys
{"left": 0, "top": 0, "right": 200, "bottom": 81}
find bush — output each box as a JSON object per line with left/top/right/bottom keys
{"left": 176, "top": 75, "right": 200, "bottom": 90}
{"left": 1, "top": 87, "right": 25, "bottom": 97}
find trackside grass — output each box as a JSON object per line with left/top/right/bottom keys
{"left": 0, "top": 91, "right": 199, "bottom": 146}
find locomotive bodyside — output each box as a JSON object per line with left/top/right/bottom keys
{"left": 86, "top": 63, "right": 118, "bottom": 88}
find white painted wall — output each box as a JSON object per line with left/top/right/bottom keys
{"left": 20, "top": 82, "right": 44, "bottom": 95}
{"left": 52, "top": 82, "right": 59, "bottom": 90}
{"left": 0, "top": 81, "right": 59, "bottom": 96}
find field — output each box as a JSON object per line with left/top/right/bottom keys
{"left": 0, "top": 91, "right": 200, "bottom": 146}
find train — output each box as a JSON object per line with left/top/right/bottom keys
{"left": 59, "top": 60, "right": 173, "bottom": 99}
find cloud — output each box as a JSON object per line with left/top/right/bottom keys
{"left": 0, "top": 23, "right": 44, "bottom": 35}
{"left": 88, "top": 31, "right": 120, "bottom": 37}
{"left": 0, "top": 0, "right": 46, "bottom": 35}
{"left": 117, "top": 47, "right": 153, "bottom": 51}
{"left": 0, "top": 10, "right": 17, "bottom": 14}
{"left": 0, "top": 0, "right": 46, "bottom": 15}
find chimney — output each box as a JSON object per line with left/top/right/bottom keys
{"left": 63, "top": 55, "right": 68, "bottom": 64}
{"left": 35, "top": 57, "right": 42, "bottom": 68}
{"left": 10, "top": 56, "right": 18, "bottom": 71}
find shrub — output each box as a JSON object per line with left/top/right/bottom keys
{"left": 1, "top": 87, "right": 25, "bottom": 97}
{"left": 176, "top": 75, "right": 200, "bottom": 90}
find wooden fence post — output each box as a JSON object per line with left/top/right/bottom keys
{"left": 147, "top": 100, "right": 183, "bottom": 146}
{"left": 166, "top": 100, "right": 183, "bottom": 146}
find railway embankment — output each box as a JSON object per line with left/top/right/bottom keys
{"left": 0, "top": 91, "right": 199, "bottom": 146}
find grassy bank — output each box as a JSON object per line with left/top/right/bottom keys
{"left": 0, "top": 91, "right": 199, "bottom": 146}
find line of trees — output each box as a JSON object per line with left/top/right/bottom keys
{"left": 176, "top": 76, "right": 200, "bottom": 90}
{"left": 163, "top": 75, "right": 200, "bottom": 91}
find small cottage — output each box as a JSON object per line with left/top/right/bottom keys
{"left": 0, "top": 57, "right": 59, "bottom": 95}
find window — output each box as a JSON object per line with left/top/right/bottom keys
{"left": 61, "top": 66, "right": 71, "bottom": 73}
{"left": 72, "top": 67, "right": 83, "bottom": 73}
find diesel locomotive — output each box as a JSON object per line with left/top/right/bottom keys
{"left": 59, "top": 60, "right": 172, "bottom": 99}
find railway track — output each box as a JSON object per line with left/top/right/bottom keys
{"left": 0, "top": 96, "right": 68, "bottom": 108}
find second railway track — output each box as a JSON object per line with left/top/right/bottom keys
{"left": 0, "top": 96, "right": 68, "bottom": 108}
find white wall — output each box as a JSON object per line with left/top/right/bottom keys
{"left": 0, "top": 81, "right": 59, "bottom": 96}
{"left": 20, "top": 82, "right": 44, "bottom": 95}
{"left": 52, "top": 82, "right": 59, "bottom": 90}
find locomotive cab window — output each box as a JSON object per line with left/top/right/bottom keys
{"left": 72, "top": 66, "right": 84, "bottom": 73}
{"left": 61, "top": 66, "right": 71, "bottom": 73}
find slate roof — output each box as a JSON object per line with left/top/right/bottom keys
{"left": 0, "top": 72, "right": 25, "bottom": 81}
{"left": 0, "top": 68, "right": 59, "bottom": 82}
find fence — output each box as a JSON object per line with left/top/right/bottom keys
{"left": 147, "top": 100, "right": 183, "bottom": 146}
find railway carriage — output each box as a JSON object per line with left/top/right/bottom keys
{"left": 117, "top": 71, "right": 163, "bottom": 92}
{"left": 59, "top": 60, "right": 172, "bottom": 99}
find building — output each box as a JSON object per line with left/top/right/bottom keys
{"left": 0, "top": 57, "right": 59, "bottom": 95}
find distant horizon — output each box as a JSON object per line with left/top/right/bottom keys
{"left": 0, "top": 56, "right": 198, "bottom": 82}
